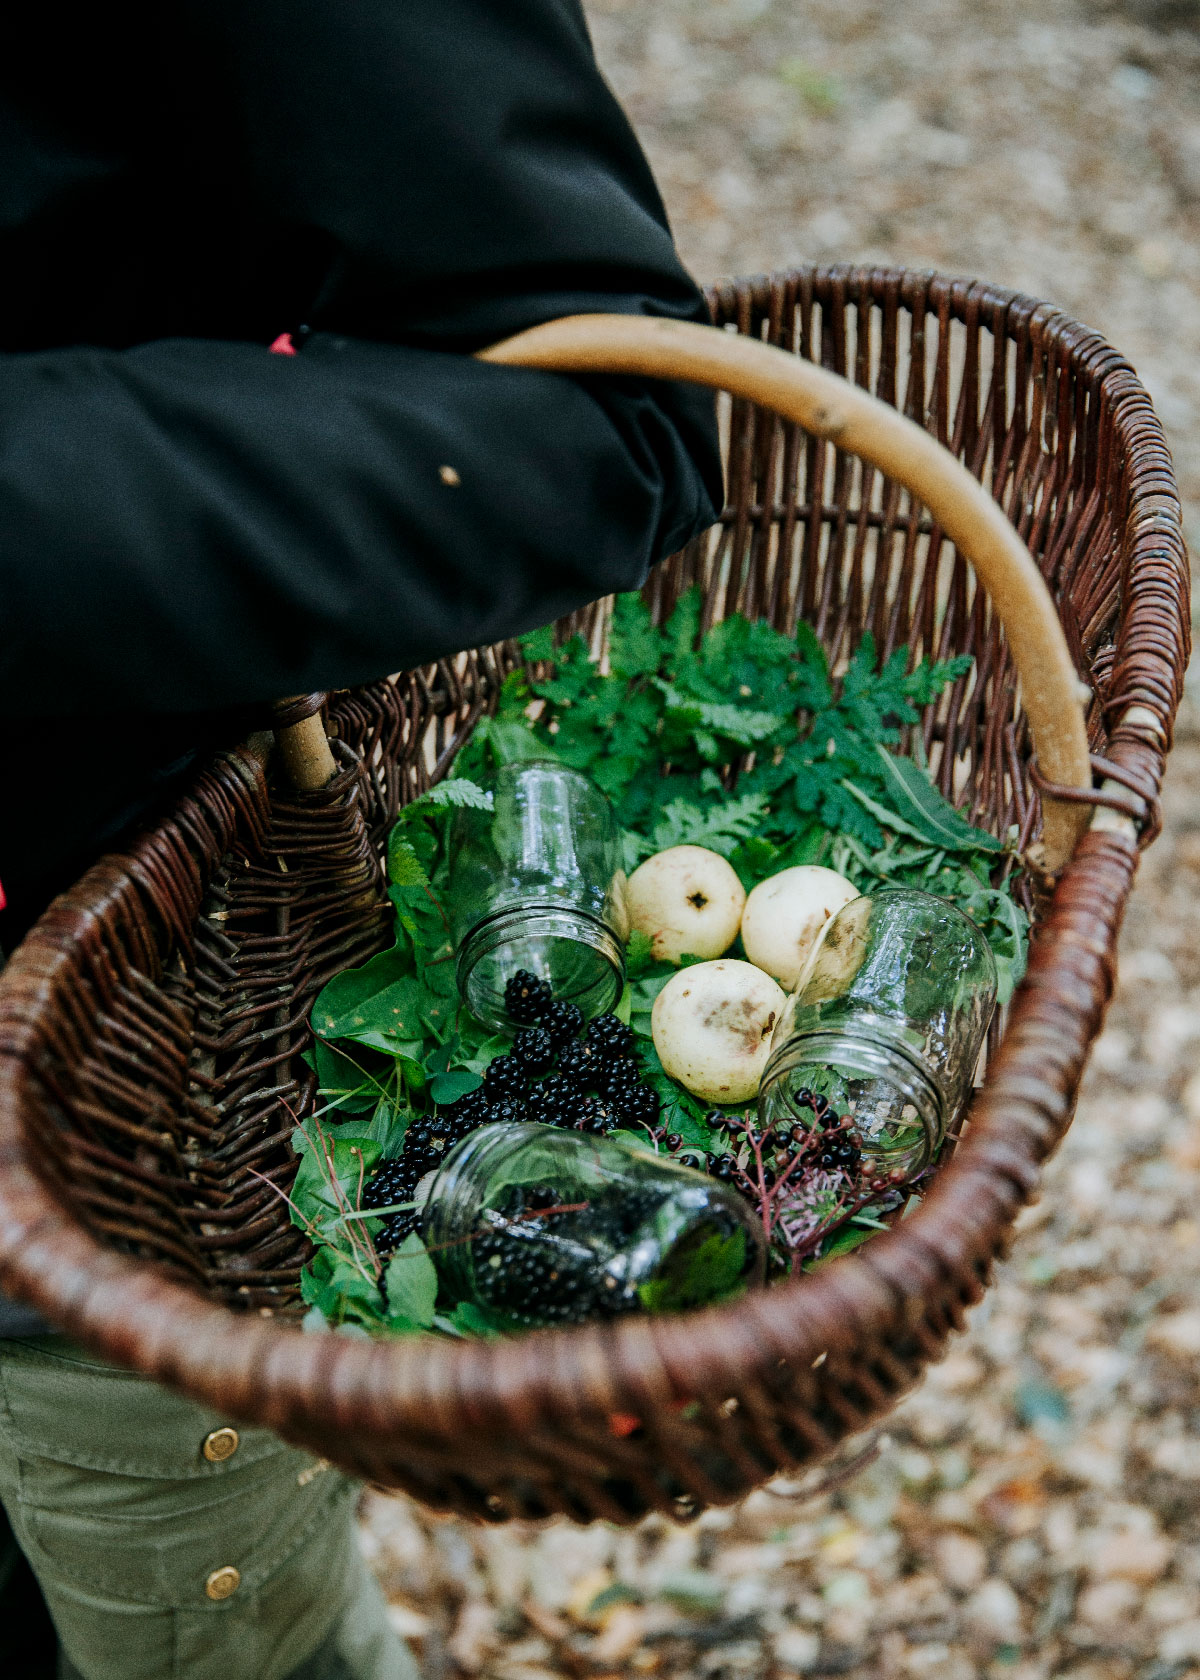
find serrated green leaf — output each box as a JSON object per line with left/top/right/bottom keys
{"left": 625, "top": 928, "right": 656, "bottom": 977}
{"left": 519, "top": 623, "right": 557, "bottom": 663}
{"left": 648, "top": 791, "right": 770, "bottom": 858}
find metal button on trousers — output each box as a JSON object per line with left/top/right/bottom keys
{"left": 0, "top": 1337, "right": 416, "bottom": 1680}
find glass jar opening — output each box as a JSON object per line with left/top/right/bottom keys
{"left": 456, "top": 904, "right": 625, "bottom": 1031}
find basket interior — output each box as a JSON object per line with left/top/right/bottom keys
{"left": 8, "top": 271, "right": 1135, "bottom": 1319}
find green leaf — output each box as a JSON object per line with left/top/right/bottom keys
{"left": 609, "top": 591, "right": 663, "bottom": 679}
{"left": 305, "top": 1040, "right": 384, "bottom": 1113}
{"left": 648, "top": 791, "right": 771, "bottom": 859}
{"left": 439, "top": 1300, "right": 505, "bottom": 1339}
{"left": 404, "top": 779, "right": 494, "bottom": 816}
{"left": 637, "top": 1227, "right": 747, "bottom": 1313}
{"left": 290, "top": 1133, "right": 383, "bottom": 1238}
{"left": 813, "top": 1223, "right": 881, "bottom": 1262}
{"left": 429, "top": 1069, "right": 484, "bottom": 1106}
{"left": 365, "top": 1095, "right": 412, "bottom": 1156}
{"left": 312, "top": 944, "right": 413, "bottom": 1041}
{"left": 841, "top": 779, "right": 952, "bottom": 849}
{"left": 387, "top": 836, "right": 432, "bottom": 889}
{"left": 385, "top": 1233, "right": 439, "bottom": 1329}
{"left": 520, "top": 623, "right": 558, "bottom": 663}
{"left": 624, "top": 929, "right": 657, "bottom": 978}
{"left": 635, "top": 1040, "right": 720, "bottom": 1153}
{"left": 873, "top": 748, "right": 1005, "bottom": 853}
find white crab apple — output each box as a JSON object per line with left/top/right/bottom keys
{"left": 651, "top": 959, "right": 788, "bottom": 1104}
{"left": 626, "top": 844, "right": 745, "bottom": 965}
{"left": 740, "top": 865, "right": 860, "bottom": 990}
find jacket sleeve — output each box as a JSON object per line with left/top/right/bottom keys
{"left": 0, "top": 0, "right": 721, "bottom": 717}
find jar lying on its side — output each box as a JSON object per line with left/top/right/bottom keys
{"left": 422, "top": 1123, "right": 766, "bottom": 1330}
{"left": 757, "top": 888, "right": 998, "bottom": 1179}
{"left": 449, "top": 761, "right": 629, "bottom": 1030}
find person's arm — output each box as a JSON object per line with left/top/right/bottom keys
{"left": 0, "top": 0, "right": 721, "bottom": 717}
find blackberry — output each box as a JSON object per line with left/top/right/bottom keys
{"left": 527, "top": 1075, "right": 584, "bottom": 1127}
{"left": 477, "top": 1095, "right": 526, "bottom": 1128}
{"left": 556, "top": 1039, "right": 603, "bottom": 1089}
{"left": 573, "top": 1098, "right": 619, "bottom": 1136}
{"left": 483, "top": 1054, "right": 528, "bottom": 1100}
{"left": 361, "top": 1157, "right": 418, "bottom": 1212}
{"left": 470, "top": 1222, "right": 620, "bottom": 1327}
{"left": 596, "top": 1057, "right": 640, "bottom": 1101}
{"left": 539, "top": 999, "right": 583, "bottom": 1044}
{"left": 588, "top": 1098, "right": 621, "bottom": 1135}
{"left": 615, "top": 1083, "right": 660, "bottom": 1128}
{"left": 587, "top": 1013, "right": 634, "bottom": 1060}
{"left": 512, "top": 1026, "right": 554, "bottom": 1074}
{"left": 504, "top": 969, "right": 551, "bottom": 1025}
{"left": 436, "top": 1091, "right": 487, "bottom": 1138}
{"left": 374, "top": 1209, "right": 419, "bottom": 1256}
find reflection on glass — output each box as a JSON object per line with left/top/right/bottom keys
{"left": 758, "top": 888, "right": 998, "bottom": 1177}
{"left": 450, "top": 761, "right": 629, "bottom": 1029}
{"left": 423, "top": 1122, "right": 765, "bottom": 1329}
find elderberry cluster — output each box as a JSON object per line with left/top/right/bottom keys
{"left": 702, "top": 1096, "right": 863, "bottom": 1201}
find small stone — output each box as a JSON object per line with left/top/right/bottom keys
{"left": 932, "top": 1531, "right": 988, "bottom": 1593}
{"left": 1075, "top": 1578, "right": 1140, "bottom": 1628}
{"left": 963, "top": 1578, "right": 1024, "bottom": 1639}
{"left": 773, "top": 1626, "right": 821, "bottom": 1670}
{"left": 448, "top": 1601, "right": 500, "bottom": 1673}
{"left": 1158, "top": 1618, "right": 1200, "bottom": 1665}
{"left": 1144, "top": 1583, "right": 1199, "bottom": 1626}
{"left": 589, "top": 1606, "right": 647, "bottom": 1666}
{"left": 1147, "top": 1309, "right": 1200, "bottom": 1358}
{"left": 1090, "top": 1528, "right": 1172, "bottom": 1583}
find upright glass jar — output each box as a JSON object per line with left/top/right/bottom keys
{"left": 450, "top": 761, "right": 630, "bottom": 1030}
{"left": 758, "top": 888, "right": 997, "bottom": 1178}
{"left": 423, "top": 1122, "right": 765, "bottom": 1329}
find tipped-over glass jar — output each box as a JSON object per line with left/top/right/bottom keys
{"left": 422, "top": 1122, "right": 765, "bottom": 1330}
{"left": 758, "top": 888, "right": 997, "bottom": 1179}
{"left": 449, "top": 761, "right": 630, "bottom": 1030}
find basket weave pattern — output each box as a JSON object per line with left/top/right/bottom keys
{"left": 0, "top": 268, "right": 1187, "bottom": 1523}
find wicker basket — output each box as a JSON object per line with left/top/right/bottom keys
{"left": 0, "top": 267, "right": 1187, "bottom": 1526}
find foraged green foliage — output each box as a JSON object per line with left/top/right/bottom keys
{"left": 298, "top": 589, "right": 1028, "bottom": 1335}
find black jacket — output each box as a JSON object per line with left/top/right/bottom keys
{"left": 0, "top": 0, "right": 721, "bottom": 947}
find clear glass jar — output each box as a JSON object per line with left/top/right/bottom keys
{"left": 758, "top": 888, "right": 997, "bottom": 1178}
{"left": 449, "top": 761, "right": 629, "bottom": 1030}
{"left": 422, "top": 1122, "right": 765, "bottom": 1329}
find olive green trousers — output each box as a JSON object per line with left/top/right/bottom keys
{"left": 0, "top": 1338, "right": 417, "bottom": 1680}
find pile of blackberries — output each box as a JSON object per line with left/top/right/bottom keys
{"left": 359, "top": 973, "right": 662, "bottom": 1254}
{"left": 497, "top": 971, "right": 661, "bottom": 1133}
{"left": 361, "top": 1100, "right": 488, "bottom": 1254}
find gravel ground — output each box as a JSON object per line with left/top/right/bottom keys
{"left": 362, "top": 4, "right": 1200, "bottom": 1675}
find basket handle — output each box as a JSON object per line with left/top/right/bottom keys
{"left": 479, "top": 313, "right": 1093, "bottom": 875}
